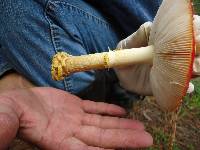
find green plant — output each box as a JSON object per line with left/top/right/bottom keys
{"left": 183, "top": 79, "right": 200, "bottom": 110}
{"left": 194, "top": 0, "right": 200, "bottom": 15}
{"left": 146, "top": 128, "right": 182, "bottom": 150}
{"left": 188, "top": 144, "right": 195, "bottom": 150}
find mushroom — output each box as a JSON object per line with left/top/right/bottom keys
{"left": 51, "top": 0, "right": 195, "bottom": 111}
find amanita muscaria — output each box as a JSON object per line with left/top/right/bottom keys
{"left": 51, "top": 0, "right": 198, "bottom": 111}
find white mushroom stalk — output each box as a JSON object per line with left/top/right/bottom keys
{"left": 51, "top": 46, "right": 154, "bottom": 81}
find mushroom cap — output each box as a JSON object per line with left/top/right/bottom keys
{"left": 149, "top": 0, "right": 195, "bottom": 111}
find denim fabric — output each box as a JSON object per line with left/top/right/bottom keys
{"left": 0, "top": 0, "right": 161, "bottom": 104}
{"left": 85, "top": 0, "right": 162, "bottom": 37}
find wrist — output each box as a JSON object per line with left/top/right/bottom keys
{"left": 0, "top": 71, "right": 34, "bottom": 93}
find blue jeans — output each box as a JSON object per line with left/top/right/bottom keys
{"left": 0, "top": 0, "right": 161, "bottom": 107}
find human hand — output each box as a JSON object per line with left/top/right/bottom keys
{"left": 194, "top": 15, "right": 200, "bottom": 54}
{"left": 0, "top": 87, "right": 153, "bottom": 150}
{"left": 115, "top": 16, "right": 200, "bottom": 96}
{"left": 193, "top": 15, "right": 200, "bottom": 76}
{"left": 115, "top": 22, "right": 153, "bottom": 95}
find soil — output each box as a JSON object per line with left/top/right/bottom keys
{"left": 9, "top": 97, "right": 200, "bottom": 150}
{"left": 130, "top": 97, "right": 200, "bottom": 150}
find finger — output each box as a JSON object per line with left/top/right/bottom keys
{"left": 194, "top": 15, "right": 200, "bottom": 54}
{"left": 193, "top": 55, "right": 200, "bottom": 76}
{"left": 187, "top": 82, "right": 194, "bottom": 94}
{"left": 87, "top": 147, "right": 114, "bottom": 150}
{"left": 82, "top": 114, "right": 144, "bottom": 130}
{"left": 60, "top": 137, "right": 114, "bottom": 150}
{"left": 0, "top": 103, "right": 19, "bottom": 149}
{"left": 82, "top": 100, "right": 126, "bottom": 116}
{"left": 74, "top": 126, "right": 153, "bottom": 149}
{"left": 117, "top": 22, "right": 152, "bottom": 49}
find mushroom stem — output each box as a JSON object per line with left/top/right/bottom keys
{"left": 51, "top": 45, "right": 154, "bottom": 80}
{"left": 108, "top": 45, "right": 154, "bottom": 67}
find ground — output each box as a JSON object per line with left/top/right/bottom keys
{"left": 9, "top": 79, "right": 200, "bottom": 150}
{"left": 131, "top": 96, "right": 200, "bottom": 150}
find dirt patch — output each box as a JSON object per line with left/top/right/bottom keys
{"left": 130, "top": 97, "right": 200, "bottom": 150}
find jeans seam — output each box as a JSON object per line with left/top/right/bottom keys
{"left": 52, "top": 1, "right": 110, "bottom": 28}
{"left": 0, "top": 64, "right": 13, "bottom": 77}
{"left": 44, "top": 0, "right": 73, "bottom": 92}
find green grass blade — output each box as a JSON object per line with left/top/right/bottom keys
{"left": 193, "top": 0, "right": 200, "bottom": 15}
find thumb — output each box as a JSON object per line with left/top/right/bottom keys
{"left": 193, "top": 55, "right": 200, "bottom": 76}
{"left": 187, "top": 82, "right": 194, "bottom": 94}
{"left": 117, "top": 22, "right": 152, "bottom": 49}
{"left": 194, "top": 15, "right": 200, "bottom": 54}
{"left": 0, "top": 97, "right": 20, "bottom": 149}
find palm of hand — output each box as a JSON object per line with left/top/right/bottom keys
{"left": 0, "top": 87, "right": 152, "bottom": 150}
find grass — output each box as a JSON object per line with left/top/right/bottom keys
{"left": 184, "top": 79, "right": 200, "bottom": 109}
{"left": 180, "top": 79, "right": 200, "bottom": 121}
{"left": 194, "top": 0, "right": 200, "bottom": 15}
